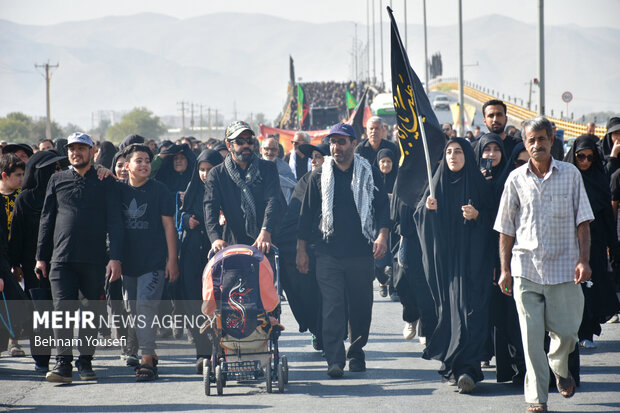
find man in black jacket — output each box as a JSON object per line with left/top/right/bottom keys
{"left": 204, "top": 121, "right": 284, "bottom": 254}
{"left": 36, "top": 132, "right": 123, "bottom": 383}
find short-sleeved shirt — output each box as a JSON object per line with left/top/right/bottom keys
{"left": 494, "top": 158, "right": 594, "bottom": 285}
{"left": 118, "top": 179, "right": 175, "bottom": 277}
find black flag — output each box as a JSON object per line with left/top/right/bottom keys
{"left": 388, "top": 6, "right": 445, "bottom": 209}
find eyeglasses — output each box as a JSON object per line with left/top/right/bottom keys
{"left": 262, "top": 146, "right": 278, "bottom": 152}
{"left": 514, "top": 159, "right": 527, "bottom": 167}
{"left": 576, "top": 153, "right": 594, "bottom": 162}
{"left": 233, "top": 137, "right": 255, "bottom": 146}
{"left": 292, "top": 141, "right": 303, "bottom": 146}
{"left": 329, "top": 137, "right": 349, "bottom": 146}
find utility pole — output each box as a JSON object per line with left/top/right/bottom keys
{"left": 379, "top": 0, "right": 384, "bottom": 89}
{"left": 178, "top": 101, "right": 186, "bottom": 135}
{"left": 208, "top": 107, "right": 212, "bottom": 136}
{"left": 190, "top": 102, "right": 195, "bottom": 133}
{"left": 367, "top": 0, "right": 371, "bottom": 83}
{"left": 457, "top": 0, "right": 465, "bottom": 136}
{"left": 372, "top": 0, "right": 376, "bottom": 85}
{"left": 423, "top": 0, "right": 429, "bottom": 94}
{"left": 538, "top": 0, "right": 545, "bottom": 115}
{"left": 34, "top": 62, "right": 59, "bottom": 139}
{"left": 199, "top": 104, "right": 204, "bottom": 139}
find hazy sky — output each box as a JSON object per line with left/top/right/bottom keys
{"left": 1, "top": 0, "right": 618, "bottom": 28}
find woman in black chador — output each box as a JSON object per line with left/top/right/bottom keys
{"left": 564, "top": 135, "right": 620, "bottom": 348}
{"left": 178, "top": 149, "right": 223, "bottom": 371}
{"left": 474, "top": 134, "right": 526, "bottom": 383}
{"left": 9, "top": 150, "right": 67, "bottom": 372}
{"left": 414, "top": 138, "right": 494, "bottom": 394}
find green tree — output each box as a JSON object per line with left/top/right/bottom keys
{"left": 0, "top": 112, "right": 32, "bottom": 142}
{"left": 106, "top": 107, "right": 167, "bottom": 143}
{"left": 0, "top": 118, "right": 31, "bottom": 142}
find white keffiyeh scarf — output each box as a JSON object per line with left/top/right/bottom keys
{"left": 320, "top": 153, "right": 376, "bottom": 243}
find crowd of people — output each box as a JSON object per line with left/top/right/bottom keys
{"left": 282, "top": 81, "right": 367, "bottom": 130}
{"left": 0, "top": 100, "right": 619, "bottom": 413}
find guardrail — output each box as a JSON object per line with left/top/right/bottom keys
{"left": 431, "top": 81, "right": 607, "bottom": 139}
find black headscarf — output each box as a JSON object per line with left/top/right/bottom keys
{"left": 54, "top": 138, "right": 68, "bottom": 156}
{"left": 414, "top": 138, "right": 493, "bottom": 382}
{"left": 474, "top": 133, "right": 508, "bottom": 205}
{"left": 20, "top": 150, "right": 66, "bottom": 214}
{"left": 180, "top": 149, "right": 223, "bottom": 217}
{"left": 119, "top": 134, "right": 146, "bottom": 151}
{"left": 564, "top": 134, "right": 610, "bottom": 214}
{"left": 95, "top": 141, "right": 117, "bottom": 169}
{"left": 376, "top": 148, "right": 397, "bottom": 193}
{"left": 154, "top": 143, "right": 197, "bottom": 194}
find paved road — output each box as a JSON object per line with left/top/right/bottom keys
{"left": 2, "top": 284, "right": 619, "bottom": 412}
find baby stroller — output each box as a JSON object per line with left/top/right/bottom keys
{"left": 201, "top": 244, "right": 288, "bottom": 395}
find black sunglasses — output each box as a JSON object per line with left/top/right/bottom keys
{"left": 233, "top": 137, "right": 255, "bottom": 146}
{"left": 576, "top": 153, "right": 594, "bottom": 162}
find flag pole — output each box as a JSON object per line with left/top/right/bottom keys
{"left": 418, "top": 114, "right": 435, "bottom": 199}
{"left": 388, "top": 5, "right": 435, "bottom": 199}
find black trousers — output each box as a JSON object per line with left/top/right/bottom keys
{"left": 316, "top": 253, "right": 374, "bottom": 368}
{"left": 49, "top": 262, "right": 105, "bottom": 361}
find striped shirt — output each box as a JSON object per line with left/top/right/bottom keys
{"left": 494, "top": 158, "right": 594, "bottom": 285}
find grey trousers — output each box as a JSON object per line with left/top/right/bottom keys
{"left": 513, "top": 276, "right": 584, "bottom": 404}
{"left": 315, "top": 253, "right": 374, "bottom": 368}
{"left": 122, "top": 270, "right": 165, "bottom": 356}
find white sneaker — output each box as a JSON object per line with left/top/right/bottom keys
{"left": 579, "top": 339, "right": 596, "bottom": 349}
{"left": 419, "top": 336, "right": 427, "bottom": 346}
{"left": 606, "top": 314, "right": 619, "bottom": 324}
{"left": 403, "top": 321, "right": 417, "bottom": 340}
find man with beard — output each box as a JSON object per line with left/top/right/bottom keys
{"left": 297, "top": 123, "right": 390, "bottom": 378}
{"left": 36, "top": 132, "right": 124, "bottom": 383}
{"left": 204, "top": 121, "right": 284, "bottom": 254}
{"left": 479, "top": 100, "right": 519, "bottom": 156}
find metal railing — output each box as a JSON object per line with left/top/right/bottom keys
{"left": 430, "top": 80, "right": 607, "bottom": 139}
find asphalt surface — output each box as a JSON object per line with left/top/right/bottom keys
{"left": 1, "top": 284, "right": 619, "bottom": 413}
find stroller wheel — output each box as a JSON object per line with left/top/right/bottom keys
{"left": 281, "top": 355, "right": 289, "bottom": 384}
{"left": 215, "top": 365, "right": 223, "bottom": 395}
{"left": 203, "top": 361, "right": 211, "bottom": 396}
{"left": 277, "top": 363, "right": 285, "bottom": 393}
{"left": 265, "top": 361, "right": 273, "bottom": 393}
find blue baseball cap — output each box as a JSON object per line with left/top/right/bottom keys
{"left": 65, "top": 132, "right": 94, "bottom": 148}
{"left": 327, "top": 123, "right": 357, "bottom": 141}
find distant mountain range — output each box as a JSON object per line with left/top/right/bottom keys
{"left": 0, "top": 12, "right": 617, "bottom": 128}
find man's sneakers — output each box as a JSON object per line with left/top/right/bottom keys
{"left": 76, "top": 358, "right": 97, "bottom": 380}
{"left": 348, "top": 358, "right": 366, "bottom": 372}
{"left": 327, "top": 364, "right": 344, "bottom": 378}
{"left": 46, "top": 360, "right": 73, "bottom": 384}
{"left": 403, "top": 321, "right": 417, "bottom": 340}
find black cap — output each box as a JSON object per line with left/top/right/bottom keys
{"left": 299, "top": 143, "right": 329, "bottom": 158}
{"left": 3, "top": 143, "right": 34, "bottom": 157}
